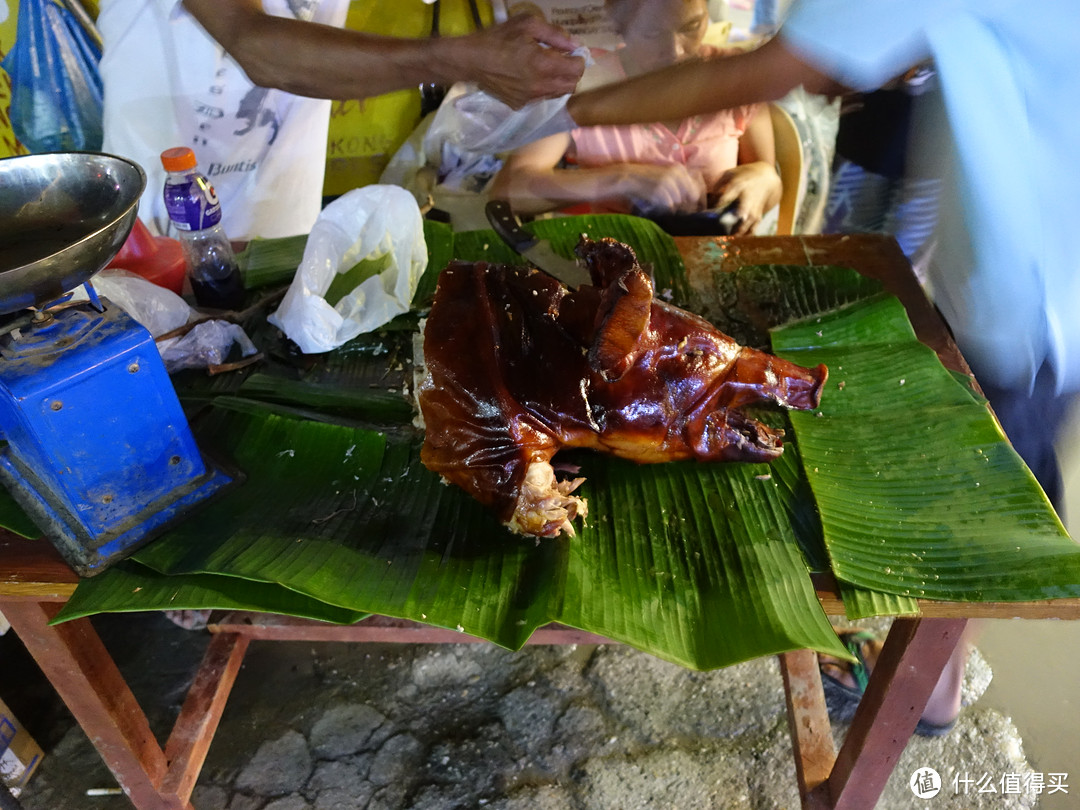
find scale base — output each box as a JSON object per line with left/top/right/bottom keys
{"left": 0, "top": 449, "right": 237, "bottom": 577}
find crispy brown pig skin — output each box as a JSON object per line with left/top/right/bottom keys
{"left": 418, "top": 238, "right": 828, "bottom": 536}
{"left": 419, "top": 261, "right": 589, "bottom": 526}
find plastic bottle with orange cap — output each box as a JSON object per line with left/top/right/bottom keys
{"left": 160, "top": 147, "right": 245, "bottom": 310}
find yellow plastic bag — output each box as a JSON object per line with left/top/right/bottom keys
{"left": 323, "top": 0, "right": 493, "bottom": 197}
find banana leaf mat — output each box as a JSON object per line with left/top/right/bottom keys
{"left": 5, "top": 216, "right": 1079, "bottom": 671}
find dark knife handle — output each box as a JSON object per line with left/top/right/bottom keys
{"left": 485, "top": 200, "right": 539, "bottom": 252}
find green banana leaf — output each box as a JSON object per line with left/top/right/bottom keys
{"left": 838, "top": 582, "right": 920, "bottom": 621}
{"left": 49, "top": 217, "right": 857, "bottom": 669}
{"left": 57, "top": 397, "right": 846, "bottom": 670}
{"left": 443, "top": 214, "right": 692, "bottom": 305}
{"left": 237, "top": 372, "right": 415, "bottom": 424}
{"left": 774, "top": 290, "right": 1080, "bottom": 602}
{"left": 59, "top": 558, "right": 368, "bottom": 625}
{"left": 12, "top": 214, "right": 1079, "bottom": 672}
{"left": 238, "top": 234, "right": 308, "bottom": 290}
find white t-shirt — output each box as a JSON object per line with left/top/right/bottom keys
{"left": 99, "top": 0, "right": 349, "bottom": 241}
{"left": 782, "top": 0, "right": 1080, "bottom": 393}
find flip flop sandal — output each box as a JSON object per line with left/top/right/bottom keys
{"left": 820, "top": 629, "right": 876, "bottom": 724}
{"left": 914, "top": 716, "right": 957, "bottom": 737}
{"left": 819, "top": 629, "right": 957, "bottom": 738}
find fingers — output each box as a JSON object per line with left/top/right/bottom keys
{"left": 522, "top": 48, "right": 587, "bottom": 101}
{"left": 713, "top": 162, "right": 782, "bottom": 234}
{"left": 475, "top": 14, "right": 585, "bottom": 108}
{"left": 474, "top": 56, "right": 584, "bottom": 110}
{"left": 713, "top": 166, "right": 752, "bottom": 209}
{"left": 631, "top": 166, "right": 706, "bottom": 213}
{"left": 512, "top": 11, "right": 579, "bottom": 52}
{"left": 510, "top": 12, "right": 587, "bottom": 99}
{"left": 732, "top": 211, "right": 757, "bottom": 236}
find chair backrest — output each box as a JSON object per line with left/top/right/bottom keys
{"left": 769, "top": 103, "right": 806, "bottom": 235}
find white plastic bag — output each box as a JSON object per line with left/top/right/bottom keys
{"left": 267, "top": 185, "right": 427, "bottom": 354}
{"left": 72, "top": 271, "right": 258, "bottom": 372}
{"left": 97, "top": 0, "right": 348, "bottom": 241}
{"left": 775, "top": 87, "right": 841, "bottom": 235}
{"left": 446, "top": 90, "right": 577, "bottom": 154}
{"left": 158, "top": 320, "right": 258, "bottom": 373}
{"left": 72, "top": 269, "right": 190, "bottom": 337}
{"left": 434, "top": 46, "right": 591, "bottom": 155}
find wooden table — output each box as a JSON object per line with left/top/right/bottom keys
{"left": 2, "top": 234, "right": 1078, "bottom": 810}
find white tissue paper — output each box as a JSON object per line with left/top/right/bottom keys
{"left": 268, "top": 185, "right": 427, "bottom": 354}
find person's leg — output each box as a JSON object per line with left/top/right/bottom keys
{"left": 820, "top": 622, "right": 974, "bottom": 733}
{"left": 920, "top": 621, "right": 976, "bottom": 726}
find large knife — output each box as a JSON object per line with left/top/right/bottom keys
{"left": 485, "top": 200, "right": 592, "bottom": 289}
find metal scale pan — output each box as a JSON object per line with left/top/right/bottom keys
{"left": 0, "top": 152, "right": 235, "bottom": 576}
{"left": 0, "top": 151, "right": 141, "bottom": 314}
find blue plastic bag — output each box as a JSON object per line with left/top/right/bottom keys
{"left": 1, "top": 0, "right": 103, "bottom": 152}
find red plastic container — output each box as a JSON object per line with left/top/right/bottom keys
{"left": 106, "top": 218, "right": 187, "bottom": 295}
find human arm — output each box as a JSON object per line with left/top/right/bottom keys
{"left": 491, "top": 132, "right": 706, "bottom": 216}
{"left": 712, "top": 105, "right": 782, "bottom": 235}
{"left": 567, "top": 35, "right": 844, "bottom": 127}
{"left": 181, "top": 1, "right": 585, "bottom": 107}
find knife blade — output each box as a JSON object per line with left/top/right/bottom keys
{"left": 485, "top": 200, "right": 592, "bottom": 289}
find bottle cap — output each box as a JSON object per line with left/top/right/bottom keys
{"left": 160, "top": 147, "right": 198, "bottom": 172}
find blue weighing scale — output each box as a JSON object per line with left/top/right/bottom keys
{"left": 0, "top": 153, "right": 235, "bottom": 576}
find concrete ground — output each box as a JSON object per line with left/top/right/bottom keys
{"left": 0, "top": 612, "right": 1044, "bottom": 810}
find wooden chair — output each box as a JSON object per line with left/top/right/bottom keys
{"left": 770, "top": 102, "right": 806, "bottom": 235}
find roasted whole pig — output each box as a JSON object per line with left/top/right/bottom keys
{"left": 418, "top": 236, "right": 827, "bottom": 538}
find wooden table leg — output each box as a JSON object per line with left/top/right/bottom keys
{"left": 161, "top": 632, "right": 249, "bottom": 803}
{"left": 822, "top": 617, "right": 968, "bottom": 809}
{"left": 0, "top": 600, "right": 193, "bottom": 810}
{"left": 780, "top": 649, "right": 836, "bottom": 810}
{"left": 0, "top": 598, "right": 967, "bottom": 810}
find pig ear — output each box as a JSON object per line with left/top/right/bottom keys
{"left": 588, "top": 266, "right": 653, "bottom": 381}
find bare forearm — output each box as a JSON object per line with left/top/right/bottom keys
{"left": 739, "top": 105, "right": 776, "bottom": 166}
{"left": 496, "top": 160, "right": 709, "bottom": 216}
{"left": 182, "top": 1, "right": 585, "bottom": 105}
{"left": 242, "top": 26, "right": 491, "bottom": 100}
{"left": 568, "top": 37, "right": 840, "bottom": 127}
{"left": 494, "top": 165, "right": 633, "bottom": 215}
{"left": 185, "top": 3, "right": 473, "bottom": 98}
